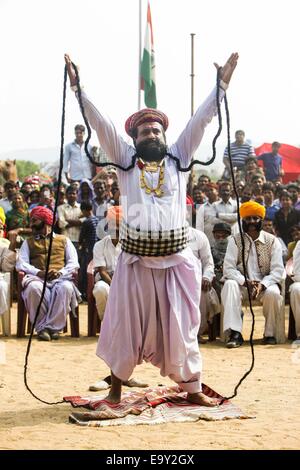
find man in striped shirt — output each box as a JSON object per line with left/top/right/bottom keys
{"left": 223, "top": 130, "right": 255, "bottom": 177}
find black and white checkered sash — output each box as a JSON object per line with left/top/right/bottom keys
{"left": 120, "top": 219, "right": 189, "bottom": 257}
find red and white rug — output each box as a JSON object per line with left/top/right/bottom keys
{"left": 64, "top": 384, "right": 250, "bottom": 427}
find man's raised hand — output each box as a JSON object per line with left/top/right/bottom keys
{"left": 64, "top": 54, "right": 77, "bottom": 87}
{"left": 214, "top": 52, "right": 239, "bottom": 85}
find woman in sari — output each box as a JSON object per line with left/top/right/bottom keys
{"left": 6, "top": 192, "right": 32, "bottom": 244}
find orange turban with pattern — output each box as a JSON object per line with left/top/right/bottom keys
{"left": 239, "top": 201, "right": 266, "bottom": 219}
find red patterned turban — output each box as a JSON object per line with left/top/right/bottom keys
{"left": 125, "top": 108, "right": 169, "bottom": 137}
{"left": 30, "top": 206, "right": 54, "bottom": 226}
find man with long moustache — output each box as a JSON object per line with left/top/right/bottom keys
{"left": 222, "top": 201, "right": 285, "bottom": 348}
{"left": 16, "top": 206, "right": 80, "bottom": 341}
{"left": 65, "top": 52, "right": 238, "bottom": 406}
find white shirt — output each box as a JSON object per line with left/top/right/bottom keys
{"left": 223, "top": 231, "right": 285, "bottom": 288}
{"left": 93, "top": 235, "right": 121, "bottom": 275}
{"left": 293, "top": 241, "right": 300, "bottom": 282}
{"left": 57, "top": 202, "right": 84, "bottom": 242}
{"left": 77, "top": 85, "right": 226, "bottom": 234}
{"left": 0, "top": 198, "right": 12, "bottom": 214}
{"left": 63, "top": 141, "right": 93, "bottom": 180}
{"left": 16, "top": 235, "right": 79, "bottom": 277}
{"left": 188, "top": 227, "right": 214, "bottom": 281}
{"left": 213, "top": 198, "right": 237, "bottom": 224}
{"left": 203, "top": 200, "right": 221, "bottom": 244}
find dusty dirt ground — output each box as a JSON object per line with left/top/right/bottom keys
{"left": 0, "top": 303, "right": 299, "bottom": 450}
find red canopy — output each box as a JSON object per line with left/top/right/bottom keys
{"left": 255, "top": 143, "right": 300, "bottom": 184}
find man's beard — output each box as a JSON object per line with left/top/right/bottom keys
{"left": 242, "top": 220, "right": 263, "bottom": 233}
{"left": 32, "top": 220, "right": 45, "bottom": 232}
{"left": 135, "top": 139, "right": 167, "bottom": 162}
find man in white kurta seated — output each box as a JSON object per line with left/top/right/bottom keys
{"left": 92, "top": 206, "right": 122, "bottom": 321}
{"left": 0, "top": 222, "right": 16, "bottom": 332}
{"left": 16, "top": 206, "right": 80, "bottom": 341}
{"left": 188, "top": 225, "right": 219, "bottom": 342}
{"left": 221, "top": 201, "right": 285, "bottom": 347}
{"left": 289, "top": 241, "right": 300, "bottom": 344}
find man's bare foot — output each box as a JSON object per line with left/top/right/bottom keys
{"left": 187, "top": 392, "right": 219, "bottom": 407}
{"left": 104, "top": 390, "right": 121, "bottom": 404}
{"left": 104, "top": 370, "right": 122, "bottom": 404}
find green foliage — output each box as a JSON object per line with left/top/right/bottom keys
{"left": 16, "top": 160, "right": 40, "bottom": 181}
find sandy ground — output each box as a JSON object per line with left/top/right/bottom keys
{"left": 0, "top": 303, "right": 299, "bottom": 451}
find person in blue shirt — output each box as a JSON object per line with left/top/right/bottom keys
{"left": 262, "top": 182, "right": 280, "bottom": 221}
{"left": 257, "top": 142, "right": 284, "bottom": 182}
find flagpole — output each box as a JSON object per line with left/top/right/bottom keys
{"left": 189, "top": 33, "right": 196, "bottom": 190}
{"left": 190, "top": 33, "right": 195, "bottom": 117}
{"left": 138, "top": 0, "right": 142, "bottom": 110}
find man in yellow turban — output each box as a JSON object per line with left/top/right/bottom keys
{"left": 221, "top": 201, "right": 285, "bottom": 347}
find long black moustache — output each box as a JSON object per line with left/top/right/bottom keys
{"left": 242, "top": 220, "right": 263, "bottom": 233}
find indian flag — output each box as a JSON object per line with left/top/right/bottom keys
{"left": 140, "top": 2, "right": 157, "bottom": 108}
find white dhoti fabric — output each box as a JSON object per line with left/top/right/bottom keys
{"left": 93, "top": 280, "right": 110, "bottom": 321}
{"left": 221, "top": 280, "right": 283, "bottom": 337}
{"left": 289, "top": 282, "right": 300, "bottom": 336}
{"left": 199, "top": 288, "right": 221, "bottom": 335}
{"left": 0, "top": 276, "right": 9, "bottom": 316}
{"left": 22, "top": 275, "right": 78, "bottom": 333}
{"left": 97, "top": 248, "right": 203, "bottom": 394}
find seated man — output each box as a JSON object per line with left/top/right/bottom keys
{"left": 92, "top": 206, "right": 122, "bottom": 322}
{"left": 89, "top": 206, "right": 148, "bottom": 391}
{"left": 0, "top": 221, "right": 16, "bottom": 328}
{"left": 221, "top": 201, "right": 285, "bottom": 347}
{"left": 289, "top": 240, "right": 300, "bottom": 344}
{"left": 187, "top": 225, "right": 218, "bottom": 342}
{"left": 211, "top": 222, "right": 231, "bottom": 297}
{"left": 16, "top": 206, "right": 80, "bottom": 341}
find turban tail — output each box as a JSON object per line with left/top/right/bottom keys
{"left": 30, "top": 206, "right": 54, "bottom": 226}
{"left": 125, "top": 108, "right": 169, "bottom": 137}
{"left": 239, "top": 201, "right": 266, "bottom": 219}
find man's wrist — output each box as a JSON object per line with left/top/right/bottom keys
{"left": 219, "top": 79, "right": 228, "bottom": 91}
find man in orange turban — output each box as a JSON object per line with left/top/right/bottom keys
{"left": 221, "top": 200, "right": 285, "bottom": 348}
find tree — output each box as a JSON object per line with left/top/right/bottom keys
{"left": 16, "top": 160, "right": 40, "bottom": 181}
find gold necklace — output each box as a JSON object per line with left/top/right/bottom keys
{"left": 138, "top": 158, "right": 165, "bottom": 197}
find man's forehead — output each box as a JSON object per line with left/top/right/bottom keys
{"left": 137, "top": 122, "right": 163, "bottom": 132}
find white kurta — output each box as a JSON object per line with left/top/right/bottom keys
{"left": 289, "top": 241, "right": 300, "bottom": 337}
{"left": 188, "top": 227, "right": 220, "bottom": 334}
{"left": 76, "top": 83, "right": 226, "bottom": 392}
{"left": 92, "top": 235, "right": 121, "bottom": 320}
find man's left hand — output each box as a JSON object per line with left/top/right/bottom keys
{"left": 214, "top": 52, "right": 239, "bottom": 85}
{"left": 47, "top": 270, "right": 61, "bottom": 281}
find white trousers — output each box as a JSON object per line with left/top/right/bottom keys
{"left": 221, "top": 280, "right": 282, "bottom": 337}
{"left": 93, "top": 280, "right": 110, "bottom": 321}
{"left": 289, "top": 282, "right": 300, "bottom": 337}
{"left": 199, "top": 288, "right": 220, "bottom": 335}
{"left": 0, "top": 278, "right": 9, "bottom": 316}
